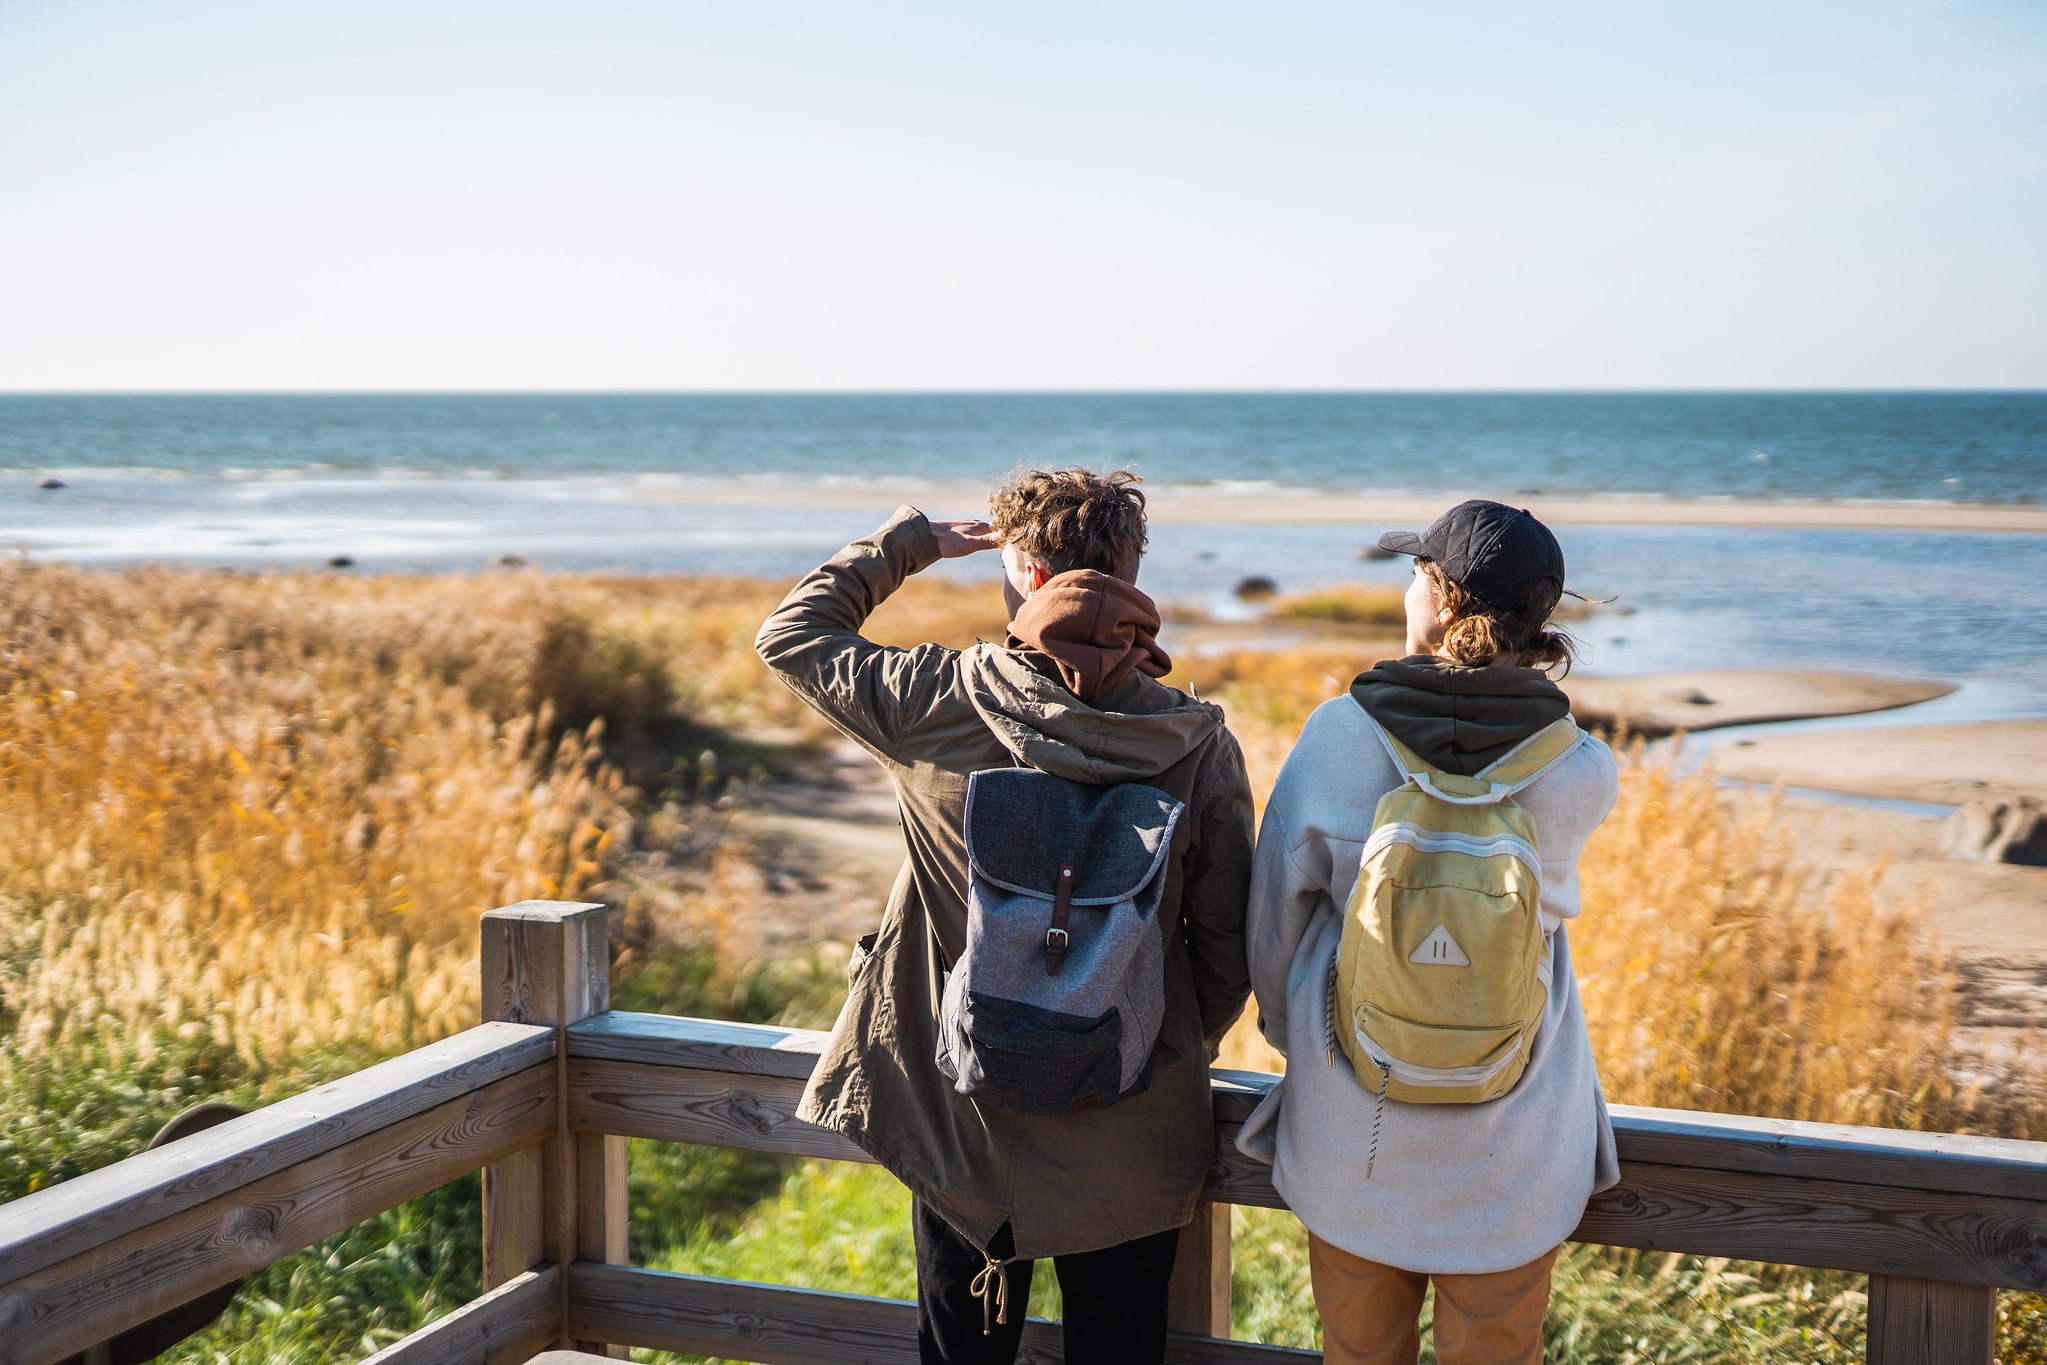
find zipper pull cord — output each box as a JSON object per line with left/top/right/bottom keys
{"left": 1366, "top": 1059, "right": 1389, "bottom": 1179}
{"left": 1324, "top": 954, "right": 1339, "bottom": 1068}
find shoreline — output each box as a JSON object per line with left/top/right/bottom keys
{"left": 636, "top": 482, "right": 2047, "bottom": 533}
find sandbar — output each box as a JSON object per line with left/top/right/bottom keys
{"left": 641, "top": 481, "right": 2047, "bottom": 534}
{"left": 1711, "top": 719, "right": 2047, "bottom": 808}
{"left": 1567, "top": 669, "right": 1955, "bottom": 737}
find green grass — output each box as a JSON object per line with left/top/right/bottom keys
{"left": 159, "top": 1178, "right": 484, "bottom": 1363}
{"left": 618, "top": 1159, "right": 1886, "bottom": 1365}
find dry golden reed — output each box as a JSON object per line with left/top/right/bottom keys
{"left": 1575, "top": 744, "right": 1975, "bottom": 1131}
{"left": 0, "top": 563, "right": 789, "bottom": 1067}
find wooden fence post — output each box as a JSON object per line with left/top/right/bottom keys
{"left": 479, "top": 899, "right": 625, "bottom": 1358}
{"left": 1866, "top": 1274, "right": 1995, "bottom": 1365}
{"left": 1166, "top": 1200, "right": 1232, "bottom": 1340}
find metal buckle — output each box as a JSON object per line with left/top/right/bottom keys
{"left": 1045, "top": 927, "right": 1070, "bottom": 949}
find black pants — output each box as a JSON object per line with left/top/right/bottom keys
{"left": 913, "top": 1198, "right": 1182, "bottom": 1365}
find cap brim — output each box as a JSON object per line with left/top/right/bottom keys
{"left": 1377, "top": 530, "right": 1426, "bottom": 557}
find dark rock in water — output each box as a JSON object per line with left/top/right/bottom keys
{"left": 1944, "top": 797, "right": 2047, "bottom": 866}
{"left": 1356, "top": 545, "right": 1397, "bottom": 561}
{"left": 326, "top": 555, "right": 355, "bottom": 569}
{"left": 1233, "top": 575, "right": 1279, "bottom": 602}
{"left": 38, "top": 477, "right": 65, "bottom": 490}
{"left": 491, "top": 553, "right": 529, "bottom": 569}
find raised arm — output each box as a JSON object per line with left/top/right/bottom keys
{"left": 754, "top": 505, "right": 997, "bottom": 762}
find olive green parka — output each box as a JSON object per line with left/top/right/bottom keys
{"left": 756, "top": 507, "right": 1255, "bottom": 1257}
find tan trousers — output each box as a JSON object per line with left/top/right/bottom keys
{"left": 1307, "top": 1235, "right": 1559, "bottom": 1365}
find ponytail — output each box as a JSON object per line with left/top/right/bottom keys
{"left": 1420, "top": 560, "right": 1577, "bottom": 675}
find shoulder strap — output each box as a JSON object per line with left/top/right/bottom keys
{"left": 1363, "top": 714, "right": 1582, "bottom": 807}
{"left": 1478, "top": 717, "right": 1584, "bottom": 793}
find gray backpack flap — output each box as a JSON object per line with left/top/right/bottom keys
{"left": 938, "top": 768, "right": 1186, "bottom": 1116}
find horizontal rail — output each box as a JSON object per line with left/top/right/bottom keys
{"left": 0, "top": 1026, "right": 557, "bottom": 1364}
{"left": 361, "top": 1264, "right": 561, "bottom": 1365}
{"left": 568, "top": 1262, "right": 1319, "bottom": 1365}
{"left": 0, "top": 1021, "right": 554, "bottom": 1287}
{"left": 568, "top": 1012, "right": 2047, "bottom": 1292}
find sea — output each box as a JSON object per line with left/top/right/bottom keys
{"left": 5, "top": 392, "right": 2047, "bottom": 720}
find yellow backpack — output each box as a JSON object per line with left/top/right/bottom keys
{"left": 1331, "top": 716, "right": 1585, "bottom": 1108}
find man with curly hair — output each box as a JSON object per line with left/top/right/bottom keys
{"left": 757, "top": 468, "right": 1254, "bottom": 1365}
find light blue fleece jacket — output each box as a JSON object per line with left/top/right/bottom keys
{"left": 1236, "top": 695, "right": 1622, "bottom": 1274}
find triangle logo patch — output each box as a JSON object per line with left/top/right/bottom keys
{"left": 1408, "top": 923, "right": 1471, "bottom": 967}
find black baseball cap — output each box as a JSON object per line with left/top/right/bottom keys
{"left": 1377, "top": 500, "right": 1566, "bottom": 615}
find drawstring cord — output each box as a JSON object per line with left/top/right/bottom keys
{"left": 1327, "top": 953, "right": 1391, "bottom": 1178}
{"left": 1324, "top": 954, "right": 1340, "bottom": 1068}
{"left": 970, "top": 1251, "right": 1014, "bottom": 1335}
{"left": 1366, "top": 1056, "right": 1389, "bottom": 1178}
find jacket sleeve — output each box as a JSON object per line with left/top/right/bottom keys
{"left": 753, "top": 505, "right": 954, "bottom": 764}
{"left": 1181, "top": 729, "right": 1256, "bottom": 1053}
{"left": 1245, "top": 745, "right": 1335, "bottom": 1060}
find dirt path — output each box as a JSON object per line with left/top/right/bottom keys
{"left": 738, "top": 740, "right": 905, "bottom": 950}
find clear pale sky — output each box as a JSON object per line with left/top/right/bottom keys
{"left": 2, "top": 1, "right": 2043, "bottom": 391}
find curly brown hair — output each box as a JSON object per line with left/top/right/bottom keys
{"left": 987, "top": 467, "right": 1149, "bottom": 583}
{"left": 1419, "top": 559, "right": 1577, "bottom": 675}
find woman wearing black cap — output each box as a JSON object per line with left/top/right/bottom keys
{"left": 1234, "top": 501, "right": 1621, "bottom": 1365}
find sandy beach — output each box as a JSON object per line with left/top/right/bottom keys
{"left": 1566, "top": 669, "right": 1955, "bottom": 735}
{"left": 640, "top": 481, "right": 2047, "bottom": 533}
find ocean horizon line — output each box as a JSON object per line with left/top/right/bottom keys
{"left": 5, "top": 386, "right": 2047, "bottom": 398}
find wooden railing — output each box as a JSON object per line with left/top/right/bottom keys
{"left": 1, "top": 899, "right": 2042, "bottom": 1365}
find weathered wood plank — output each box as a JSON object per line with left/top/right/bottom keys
{"left": 479, "top": 899, "right": 611, "bottom": 1352}
{"left": 571, "top": 1132, "right": 629, "bottom": 1357}
{"left": 569, "top": 1060, "right": 871, "bottom": 1164}
{"left": 359, "top": 1265, "right": 560, "bottom": 1365}
{"left": 480, "top": 901, "right": 608, "bottom": 1029}
{"left": 1207, "top": 1069, "right": 1280, "bottom": 1127}
{"left": 0, "top": 1066, "right": 555, "bottom": 1363}
{"left": 1167, "top": 1203, "right": 1232, "bottom": 1339}
{"left": 1866, "top": 1274, "right": 1996, "bottom": 1365}
{"left": 1205, "top": 1123, "right": 1287, "bottom": 1212}
{"left": 567, "top": 1012, "right": 829, "bottom": 1080}
{"left": 482, "top": 1144, "right": 545, "bottom": 1293}
{"left": 0, "top": 1022, "right": 552, "bottom": 1289}
{"left": 567, "top": 1263, "right": 1321, "bottom": 1364}
{"left": 1609, "top": 1105, "right": 2047, "bottom": 1203}
{"left": 576, "top": 1133, "right": 629, "bottom": 1270}
{"left": 1578, "top": 1161, "right": 2047, "bottom": 1290}
{"left": 576, "top": 1016, "right": 2047, "bottom": 1203}
{"left": 570, "top": 1053, "right": 2047, "bottom": 1290}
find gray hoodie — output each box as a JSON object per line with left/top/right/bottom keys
{"left": 757, "top": 507, "right": 1255, "bottom": 1258}
{"left": 1238, "top": 674, "right": 1621, "bottom": 1274}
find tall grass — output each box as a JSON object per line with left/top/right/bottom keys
{"left": 0, "top": 563, "right": 627, "bottom": 1069}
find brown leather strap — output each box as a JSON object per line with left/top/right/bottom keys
{"left": 1045, "top": 862, "right": 1076, "bottom": 975}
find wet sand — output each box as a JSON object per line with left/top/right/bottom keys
{"left": 642, "top": 481, "right": 2047, "bottom": 534}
